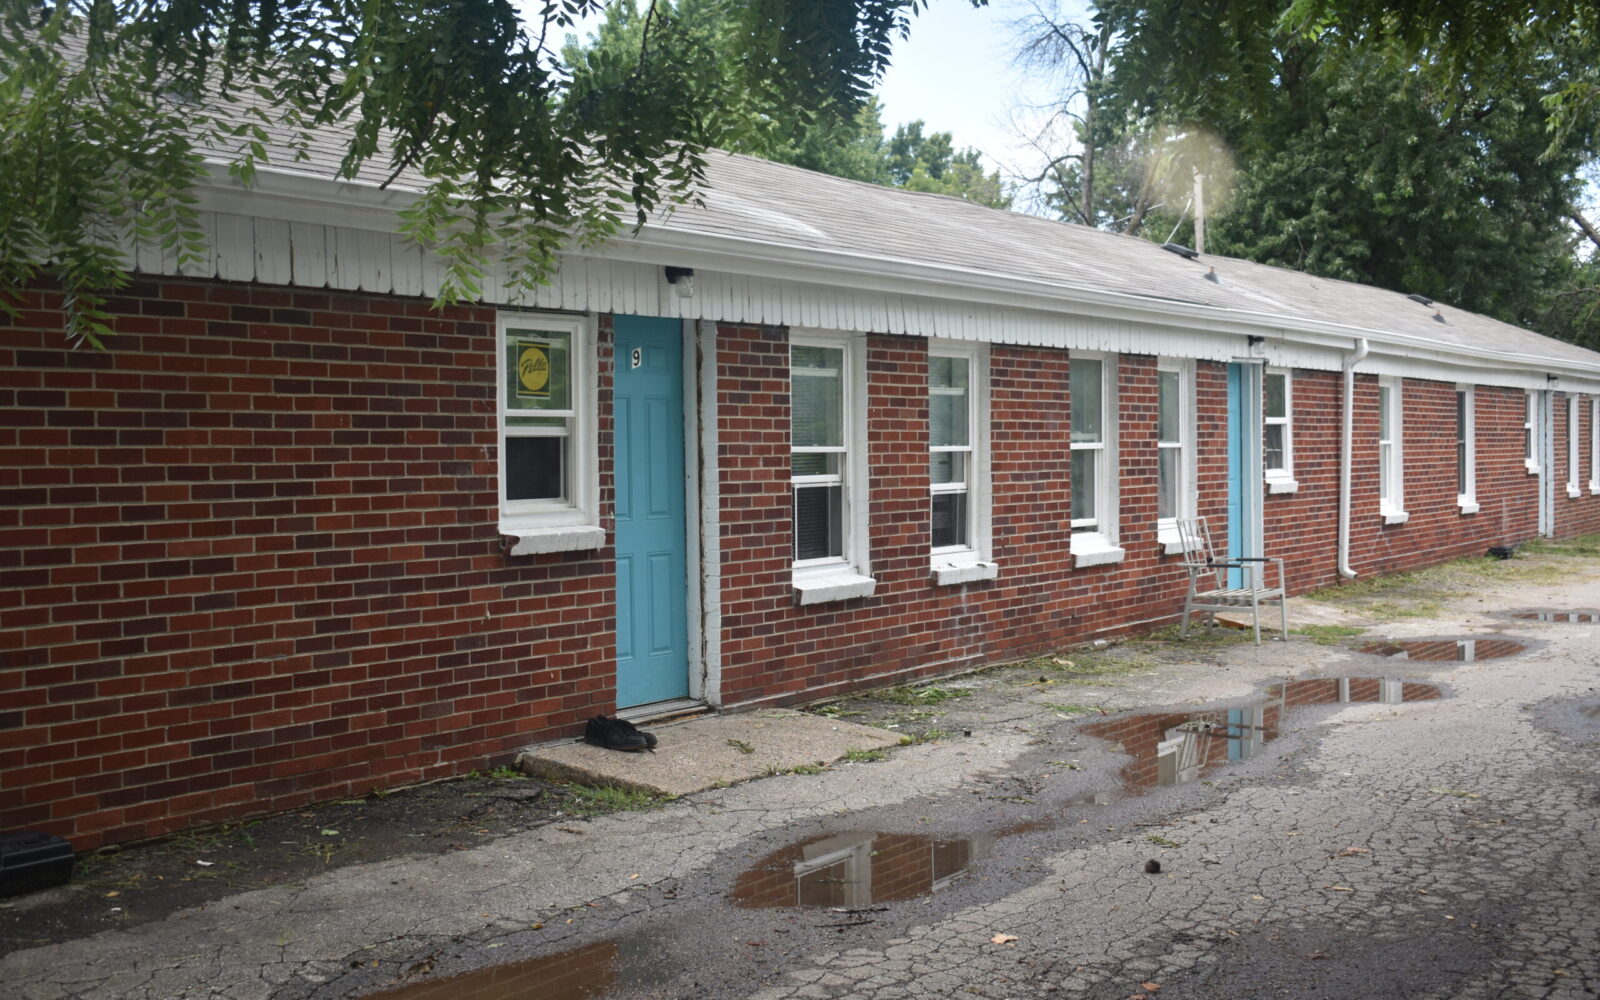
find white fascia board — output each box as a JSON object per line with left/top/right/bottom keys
{"left": 190, "top": 161, "right": 1600, "bottom": 383}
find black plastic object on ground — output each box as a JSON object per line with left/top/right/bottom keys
{"left": 1, "top": 830, "right": 75, "bottom": 897}
{"left": 583, "top": 716, "right": 658, "bottom": 752}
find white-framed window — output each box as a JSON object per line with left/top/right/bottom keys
{"left": 1524, "top": 391, "right": 1539, "bottom": 474}
{"left": 790, "top": 330, "right": 875, "bottom": 604}
{"left": 1156, "top": 359, "right": 1196, "bottom": 552}
{"left": 1377, "top": 377, "right": 1407, "bottom": 523}
{"left": 1457, "top": 385, "right": 1479, "bottom": 514}
{"left": 1263, "top": 368, "right": 1297, "bottom": 492}
{"left": 1567, "top": 395, "right": 1581, "bottom": 498}
{"left": 496, "top": 312, "right": 604, "bottom": 554}
{"left": 1069, "top": 353, "right": 1124, "bottom": 566}
{"left": 1591, "top": 397, "right": 1599, "bottom": 494}
{"left": 928, "top": 342, "right": 997, "bottom": 584}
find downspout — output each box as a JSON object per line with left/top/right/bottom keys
{"left": 1338, "top": 337, "right": 1371, "bottom": 579}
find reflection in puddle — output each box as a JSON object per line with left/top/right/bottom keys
{"left": 1354, "top": 638, "right": 1525, "bottom": 661}
{"left": 1080, "top": 677, "right": 1441, "bottom": 792}
{"left": 733, "top": 677, "right": 1443, "bottom": 911}
{"left": 1514, "top": 611, "right": 1600, "bottom": 623}
{"left": 1582, "top": 704, "right": 1600, "bottom": 720}
{"left": 733, "top": 831, "right": 991, "bottom": 908}
{"left": 361, "top": 938, "right": 636, "bottom": 1000}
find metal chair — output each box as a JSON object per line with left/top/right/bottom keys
{"left": 1176, "top": 517, "right": 1287, "bottom": 644}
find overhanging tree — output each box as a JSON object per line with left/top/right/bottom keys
{"left": 1, "top": 0, "right": 974, "bottom": 347}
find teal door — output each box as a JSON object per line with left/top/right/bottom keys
{"left": 613, "top": 316, "right": 690, "bottom": 708}
{"left": 1226, "top": 363, "right": 1260, "bottom": 590}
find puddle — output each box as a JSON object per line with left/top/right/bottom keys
{"left": 1353, "top": 638, "right": 1526, "bottom": 661}
{"left": 733, "top": 831, "right": 991, "bottom": 908}
{"left": 1582, "top": 705, "right": 1600, "bottom": 720}
{"left": 1080, "top": 677, "right": 1441, "bottom": 793}
{"left": 733, "top": 676, "right": 1442, "bottom": 910}
{"left": 1513, "top": 611, "right": 1600, "bottom": 623}
{"left": 360, "top": 937, "right": 644, "bottom": 1000}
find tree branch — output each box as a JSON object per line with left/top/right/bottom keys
{"left": 1570, "top": 207, "right": 1600, "bottom": 252}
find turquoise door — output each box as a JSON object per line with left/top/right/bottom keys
{"left": 613, "top": 316, "right": 690, "bottom": 708}
{"left": 1225, "top": 364, "right": 1259, "bottom": 590}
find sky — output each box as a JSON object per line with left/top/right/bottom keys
{"left": 873, "top": 1, "right": 1074, "bottom": 188}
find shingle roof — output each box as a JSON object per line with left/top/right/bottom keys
{"left": 197, "top": 99, "right": 1600, "bottom": 370}
{"left": 672, "top": 152, "right": 1600, "bottom": 369}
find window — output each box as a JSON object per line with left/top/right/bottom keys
{"left": 1263, "top": 369, "right": 1297, "bottom": 492}
{"left": 1591, "top": 398, "right": 1599, "bottom": 494}
{"left": 790, "top": 331, "right": 874, "bottom": 603}
{"left": 928, "top": 343, "right": 996, "bottom": 584}
{"left": 1377, "top": 377, "right": 1406, "bottom": 523}
{"left": 496, "top": 313, "right": 603, "bottom": 554}
{"left": 1568, "top": 395, "right": 1581, "bottom": 498}
{"left": 1524, "top": 391, "right": 1539, "bottom": 474}
{"left": 1069, "top": 354, "right": 1124, "bottom": 566}
{"left": 1156, "top": 360, "right": 1195, "bottom": 551}
{"left": 1457, "top": 385, "right": 1478, "bottom": 514}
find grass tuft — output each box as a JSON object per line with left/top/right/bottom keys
{"left": 556, "top": 783, "right": 668, "bottom": 817}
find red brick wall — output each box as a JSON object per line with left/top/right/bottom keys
{"left": 1261, "top": 369, "right": 1344, "bottom": 592}
{"left": 0, "top": 279, "right": 621, "bottom": 849}
{"left": 714, "top": 335, "right": 1218, "bottom": 712}
{"left": 4, "top": 280, "right": 1589, "bottom": 851}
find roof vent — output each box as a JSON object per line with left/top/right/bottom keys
{"left": 1433, "top": 310, "right": 1446, "bottom": 324}
{"left": 1161, "top": 242, "right": 1199, "bottom": 260}
{"left": 1406, "top": 293, "right": 1433, "bottom": 305}
{"left": 1204, "top": 267, "right": 1220, "bottom": 283}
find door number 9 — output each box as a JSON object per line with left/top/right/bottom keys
{"left": 630, "top": 347, "right": 642, "bottom": 369}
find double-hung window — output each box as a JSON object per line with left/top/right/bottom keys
{"left": 1568, "top": 395, "right": 1581, "bottom": 498}
{"left": 1377, "top": 378, "right": 1407, "bottom": 523}
{"left": 1263, "top": 369, "right": 1297, "bottom": 492}
{"left": 928, "top": 343, "right": 996, "bottom": 584}
{"left": 790, "top": 332, "right": 874, "bottom": 603}
{"left": 1457, "top": 385, "right": 1479, "bottom": 514}
{"left": 1070, "top": 354, "right": 1124, "bottom": 566}
{"left": 1591, "top": 398, "right": 1599, "bottom": 494}
{"left": 1155, "top": 360, "right": 1195, "bottom": 552}
{"left": 496, "top": 313, "right": 604, "bottom": 554}
{"left": 1524, "top": 391, "right": 1540, "bottom": 474}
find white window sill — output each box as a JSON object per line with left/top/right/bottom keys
{"left": 1590, "top": 483, "right": 1600, "bottom": 495}
{"left": 793, "top": 571, "right": 877, "bottom": 605}
{"left": 500, "top": 522, "right": 607, "bottom": 555}
{"left": 1567, "top": 483, "right": 1582, "bottom": 499}
{"left": 1525, "top": 459, "right": 1540, "bottom": 475}
{"left": 1156, "top": 525, "right": 1201, "bottom": 555}
{"left": 1071, "top": 534, "right": 1126, "bottom": 568}
{"left": 1457, "top": 498, "right": 1480, "bottom": 515}
{"left": 931, "top": 560, "right": 999, "bottom": 586}
{"left": 1381, "top": 508, "right": 1410, "bottom": 525}
{"left": 1265, "top": 476, "right": 1299, "bottom": 494}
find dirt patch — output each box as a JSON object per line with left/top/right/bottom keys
{"left": 0, "top": 771, "right": 649, "bottom": 956}
{"left": 804, "top": 625, "right": 1256, "bottom": 743}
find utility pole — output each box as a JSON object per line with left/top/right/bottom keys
{"left": 1193, "top": 169, "right": 1206, "bottom": 255}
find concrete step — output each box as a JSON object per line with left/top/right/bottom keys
{"left": 513, "top": 708, "right": 902, "bottom": 798}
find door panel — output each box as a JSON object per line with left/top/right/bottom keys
{"left": 614, "top": 316, "right": 690, "bottom": 708}
{"left": 1226, "top": 363, "right": 1262, "bottom": 590}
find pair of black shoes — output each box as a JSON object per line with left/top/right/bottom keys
{"left": 584, "top": 715, "right": 658, "bottom": 753}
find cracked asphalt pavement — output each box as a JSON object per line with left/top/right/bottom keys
{"left": 3, "top": 559, "right": 1598, "bottom": 1000}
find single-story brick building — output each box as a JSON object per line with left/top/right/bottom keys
{"left": 6, "top": 139, "right": 1600, "bottom": 849}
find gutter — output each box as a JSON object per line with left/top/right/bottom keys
{"left": 1339, "top": 338, "right": 1371, "bottom": 579}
